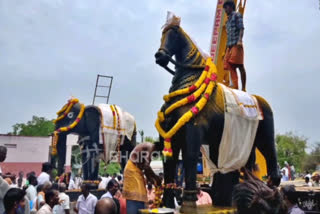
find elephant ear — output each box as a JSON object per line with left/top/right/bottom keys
{"left": 85, "top": 105, "right": 101, "bottom": 115}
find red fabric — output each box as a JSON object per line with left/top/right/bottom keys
{"left": 119, "top": 197, "right": 127, "bottom": 214}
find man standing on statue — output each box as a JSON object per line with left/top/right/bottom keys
{"left": 223, "top": 1, "right": 246, "bottom": 91}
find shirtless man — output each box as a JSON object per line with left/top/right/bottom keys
{"left": 122, "top": 143, "right": 161, "bottom": 214}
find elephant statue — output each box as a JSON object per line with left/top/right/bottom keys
{"left": 51, "top": 98, "right": 136, "bottom": 181}
{"left": 154, "top": 15, "right": 280, "bottom": 210}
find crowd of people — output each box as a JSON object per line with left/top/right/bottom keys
{"left": 0, "top": 142, "right": 216, "bottom": 214}
{"left": 0, "top": 142, "right": 315, "bottom": 214}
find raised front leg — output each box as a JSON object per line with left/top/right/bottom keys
{"left": 181, "top": 123, "right": 202, "bottom": 211}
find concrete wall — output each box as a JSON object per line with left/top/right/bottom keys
{"left": 0, "top": 134, "right": 78, "bottom": 176}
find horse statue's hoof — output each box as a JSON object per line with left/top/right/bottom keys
{"left": 180, "top": 201, "right": 197, "bottom": 213}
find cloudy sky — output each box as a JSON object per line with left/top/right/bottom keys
{"left": 0, "top": 0, "right": 319, "bottom": 147}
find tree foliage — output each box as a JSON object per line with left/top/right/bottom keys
{"left": 145, "top": 136, "right": 158, "bottom": 143}
{"left": 11, "top": 116, "right": 55, "bottom": 136}
{"left": 138, "top": 130, "right": 144, "bottom": 142}
{"left": 302, "top": 143, "right": 320, "bottom": 172}
{"left": 276, "top": 132, "right": 307, "bottom": 172}
{"left": 99, "top": 161, "right": 121, "bottom": 176}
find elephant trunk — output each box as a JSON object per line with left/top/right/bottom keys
{"left": 56, "top": 134, "right": 67, "bottom": 176}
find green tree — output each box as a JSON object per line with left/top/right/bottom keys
{"left": 99, "top": 161, "right": 121, "bottom": 176}
{"left": 139, "top": 130, "right": 144, "bottom": 142}
{"left": 11, "top": 116, "right": 54, "bottom": 136}
{"left": 145, "top": 136, "right": 155, "bottom": 143}
{"left": 276, "top": 132, "right": 307, "bottom": 172}
{"left": 302, "top": 143, "right": 320, "bottom": 172}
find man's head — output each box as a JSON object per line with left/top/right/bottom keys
{"left": 59, "top": 183, "right": 67, "bottom": 192}
{"left": 45, "top": 189, "right": 60, "bottom": 208}
{"left": 41, "top": 162, "right": 53, "bottom": 174}
{"left": 28, "top": 174, "right": 38, "bottom": 186}
{"left": 107, "top": 179, "right": 119, "bottom": 196}
{"left": 305, "top": 176, "right": 310, "bottom": 183}
{"left": 223, "top": 1, "right": 235, "bottom": 15}
{"left": 312, "top": 172, "right": 320, "bottom": 182}
{"left": 4, "top": 188, "right": 26, "bottom": 214}
{"left": 0, "top": 145, "right": 7, "bottom": 162}
{"left": 95, "top": 198, "right": 117, "bottom": 214}
{"left": 18, "top": 171, "right": 24, "bottom": 178}
{"left": 81, "top": 183, "right": 90, "bottom": 197}
{"left": 52, "top": 183, "right": 59, "bottom": 191}
{"left": 233, "top": 169, "right": 286, "bottom": 214}
{"left": 281, "top": 185, "right": 298, "bottom": 206}
{"left": 37, "top": 185, "right": 43, "bottom": 193}
{"left": 42, "top": 181, "right": 52, "bottom": 192}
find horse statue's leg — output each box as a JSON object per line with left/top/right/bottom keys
{"left": 254, "top": 96, "right": 281, "bottom": 186}
{"left": 161, "top": 137, "right": 179, "bottom": 208}
{"left": 180, "top": 123, "right": 203, "bottom": 212}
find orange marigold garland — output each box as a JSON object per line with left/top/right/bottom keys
{"left": 113, "top": 105, "right": 122, "bottom": 163}
{"left": 152, "top": 183, "right": 178, "bottom": 208}
{"left": 155, "top": 58, "right": 217, "bottom": 157}
{"left": 52, "top": 101, "right": 85, "bottom": 156}
{"left": 54, "top": 98, "right": 79, "bottom": 124}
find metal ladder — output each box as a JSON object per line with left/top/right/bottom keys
{"left": 92, "top": 75, "right": 113, "bottom": 105}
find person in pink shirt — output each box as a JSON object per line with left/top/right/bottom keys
{"left": 196, "top": 187, "right": 212, "bottom": 206}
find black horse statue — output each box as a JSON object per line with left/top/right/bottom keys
{"left": 51, "top": 99, "right": 136, "bottom": 180}
{"left": 154, "top": 21, "right": 280, "bottom": 210}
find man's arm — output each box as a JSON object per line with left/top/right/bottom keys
{"left": 74, "top": 200, "right": 79, "bottom": 213}
{"left": 236, "top": 13, "right": 245, "bottom": 45}
{"left": 238, "top": 29, "right": 244, "bottom": 45}
{"left": 144, "top": 165, "right": 161, "bottom": 186}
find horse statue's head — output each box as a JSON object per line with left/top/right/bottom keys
{"left": 155, "top": 12, "right": 207, "bottom": 91}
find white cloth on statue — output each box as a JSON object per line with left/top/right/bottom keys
{"left": 201, "top": 84, "right": 262, "bottom": 175}
{"left": 97, "top": 104, "right": 135, "bottom": 163}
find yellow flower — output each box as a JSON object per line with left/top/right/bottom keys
{"left": 155, "top": 58, "right": 217, "bottom": 158}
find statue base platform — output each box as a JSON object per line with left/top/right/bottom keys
{"left": 139, "top": 205, "right": 236, "bottom": 214}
